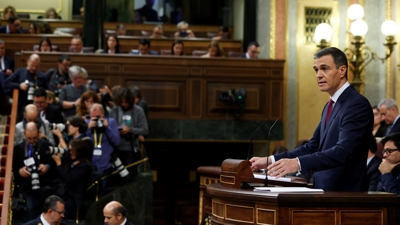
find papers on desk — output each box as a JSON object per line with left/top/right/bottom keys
{"left": 253, "top": 173, "right": 292, "bottom": 182}
{"left": 254, "top": 187, "right": 324, "bottom": 193}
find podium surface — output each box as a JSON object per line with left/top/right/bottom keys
{"left": 206, "top": 183, "right": 399, "bottom": 225}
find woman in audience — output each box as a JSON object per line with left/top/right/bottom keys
{"left": 29, "top": 22, "right": 38, "bottom": 34}
{"left": 171, "top": 40, "right": 184, "bottom": 56}
{"left": 201, "top": 40, "right": 224, "bottom": 57}
{"left": 44, "top": 7, "right": 60, "bottom": 19}
{"left": 101, "top": 35, "right": 122, "bottom": 54}
{"left": 46, "top": 90, "right": 60, "bottom": 105}
{"left": 76, "top": 90, "right": 101, "bottom": 117}
{"left": 52, "top": 138, "right": 92, "bottom": 221}
{"left": 2, "top": 5, "right": 16, "bottom": 20}
{"left": 372, "top": 105, "right": 387, "bottom": 137}
{"left": 37, "top": 37, "right": 53, "bottom": 52}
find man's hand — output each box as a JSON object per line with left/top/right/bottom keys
{"left": 249, "top": 157, "right": 268, "bottom": 171}
{"left": 267, "top": 158, "right": 300, "bottom": 178}
{"left": 5, "top": 69, "right": 12, "bottom": 76}
{"left": 101, "top": 118, "right": 108, "bottom": 127}
{"left": 379, "top": 159, "right": 400, "bottom": 174}
{"left": 38, "top": 164, "right": 49, "bottom": 175}
{"left": 19, "top": 166, "right": 31, "bottom": 178}
{"left": 74, "top": 98, "right": 81, "bottom": 108}
{"left": 138, "top": 135, "right": 145, "bottom": 143}
{"left": 88, "top": 117, "right": 97, "bottom": 129}
{"left": 20, "top": 82, "right": 28, "bottom": 91}
{"left": 50, "top": 127, "right": 62, "bottom": 138}
{"left": 120, "top": 125, "right": 130, "bottom": 135}
{"left": 52, "top": 154, "right": 62, "bottom": 166}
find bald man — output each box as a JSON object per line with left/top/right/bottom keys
{"left": 14, "top": 104, "right": 55, "bottom": 146}
{"left": 103, "top": 201, "right": 134, "bottom": 225}
{"left": 4, "top": 53, "right": 48, "bottom": 121}
{"left": 13, "top": 121, "right": 56, "bottom": 221}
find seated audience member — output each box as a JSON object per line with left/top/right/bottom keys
{"left": 110, "top": 87, "right": 148, "bottom": 174}
{"left": 174, "top": 21, "right": 195, "bottom": 38}
{"left": 101, "top": 35, "right": 122, "bottom": 54}
{"left": 14, "top": 104, "right": 55, "bottom": 146}
{"left": 367, "top": 134, "right": 381, "bottom": 191}
{"left": 103, "top": 201, "right": 134, "bottom": 225}
{"left": 33, "top": 87, "right": 64, "bottom": 124}
{"left": 0, "top": 39, "right": 14, "bottom": 78}
{"left": 13, "top": 121, "right": 56, "bottom": 221}
{"left": 372, "top": 105, "right": 388, "bottom": 137}
{"left": 77, "top": 90, "right": 101, "bottom": 117}
{"left": 81, "top": 67, "right": 99, "bottom": 92}
{"left": 37, "top": 37, "right": 53, "bottom": 52}
{"left": 70, "top": 36, "right": 84, "bottom": 53}
{"left": 52, "top": 139, "right": 92, "bottom": 221}
{"left": 59, "top": 65, "right": 87, "bottom": 118}
{"left": 86, "top": 103, "right": 120, "bottom": 182}
{"left": 150, "top": 25, "right": 167, "bottom": 38}
{"left": 115, "top": 24, "right": 127, "bottom": 36}
{"left": 29, "top": 22, "right": 38, "bottom": 34}
{"left": 130, "top": 86, "right": 149, "bottom": 121}
{"left": 2, "top": 5, "right": 16, "bottom": 20}
{"left": 22, "top": 195, "right": 67, "bottom": 225}
{"left": 45, "top": 54, "right": 72, "bottom": 93}
{"left": 378, "top": 98, "right": 400, "bottom": 136}
{"left": 201, "top": 41, "right": 224, "bottom": 58}
{"left": 171, "top": 40, "right": 184, "bottom": 56}
{"left": 43, "top": 7, "right": 61, "bottom": 19}
{"left": 212, "top": 26, "right": 230, "bottom": 40}
{"left": 376, "top": 132, "right": 400, "bottom": 194}
{"left": 245, "top": 42, "right": 260, "bottom": 59}
{"left": 131, "top": 38, "right": 158, "bottom": 55}
{"left": 0, "top": 16, "right": 22, "bottom": 34}
{"left": 33, "top": 21, "right": 53, "bottom": 34}
{"left": 4, "top": 54, "right": 48, "bottom": 121}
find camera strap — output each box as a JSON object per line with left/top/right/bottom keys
{"left": 93, "top": 130, "right": 103, "bottom": 148}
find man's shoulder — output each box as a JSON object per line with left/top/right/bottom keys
{"left": 0, "top": 26, "right": 6, "bottom": 33}
{"left": 21, "top": 216, "right": 42, "bottom": 225}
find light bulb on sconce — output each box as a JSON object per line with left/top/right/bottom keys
{"left": 315, "top": 23, "right": 333, "bottom": 50}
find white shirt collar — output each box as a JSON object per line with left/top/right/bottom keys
{"left": 330, "top": 81, "right": 350, "bottom": 104}
{"left": 367, "top": 154, "right": 375, "bottom": 166}
{"left": 40, "top": 214, "right": 51, "bottom": 225}
{"left": 121, "top": 218, "right": 127, "bottom": 225}
{"left": 245, "top": 52, "right": 250, "bottom": 59}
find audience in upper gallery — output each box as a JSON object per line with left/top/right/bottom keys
{"left": 0, "top": 16, "right": 22, "bottom": 34}
{"left": 36, "top": 37, "right": 53, "bottom": 52}
{"left": 0, "top": 39, "right": 14, "bottom": 78}
{"left": 40, "top": 7, "right": 61, "bottom": 19}
{"left": 201, "top": 40, "right": 224, "bottom": 58}
{"left": 130, "top": 86, "right": 149, "bottom": 122}
{"left": 81, "top": 67, "right": 99, "bottom": 92}
{"left": 171, "top": 40, "right": 184, "bottom": 56}
{"left": 174, "top": 21, "right": 195, "bottom": 38}
{"left": 244, "top": 41, "right": 260, "bottom": 59}
{"left": 59, "top": 65, "right": 86, "bottom": 118}
{"left": 212, "top": 26, "right": 230, "bottom": 40}
{"left": 45, "top": 54, "right": 72, "bottom": 93}
{"left": 115, "top": 23, "right": 127, "bottom": 36}
{"left": 376, "top": 132, "right": 400, "bottom": 194}
{"left": 4, "top": 54, "right": 48, "bottom": 121}
{"left": 33, "top": 87, "right": 65, "bottom": 125}
{"left": 378, "top": 98, "right": 400, "bottom": 136}
{"left": 2, "top": 5, "right": 16, "bottom": 20}
{"left": 367, "top": 134, "right": 381, "bottom": 191}
{"left": 34, "top": 21, "right": 53, "bottom": 34}
{"left": 70, "top": 36, "right": 84, "bottom": 53}
{"left": 150, "top": 25, "right": 167, "bottom": 38}
{"left": 101, "top": 35, "right": 122, "bottom": 54}
{"left": 372, "top": 105, "right": 388, "bottom": 138}
{"left": 29, "top": 22, "right": 38, "bottom": 34}
{"left": 130, "top": 38, "right": 158, "bottom": 55}
{"left": 76, "top": 90, "right": 101, "bottom": 117}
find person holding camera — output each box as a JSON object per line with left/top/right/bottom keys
{"left": 51, "top": 139, "right": 92, "bottom": 221}
{"left": 4, "top": 53, "right": 48, "bottom": 122}
{"left": 65, "top": 115, "right": 94, "bottom": 161}
{"left": 13, "top": 121, "right": 57, "bottom": 221}
{"left": 45, "top": 54, "right": 72, "bottom": 94}
{"left": 59, "top": 65, "right": 86, "bottom": 118}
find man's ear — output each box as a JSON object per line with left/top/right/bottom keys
{"left": 339, "top": 65, "right": 347, "bottom": 78}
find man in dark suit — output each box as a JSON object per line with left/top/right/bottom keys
{"left": 0, "top": 17, "right": 23, "bottom": 34}
{"left": 33, "top": 87, "right": 65, "bottom": 124}
{"left": 250, "top": 47, "right": 373, "bottom": 191}
{"left": 243, "top": 41, "right": 260, "bottom": 59}
{"left": 378, "top": 98, "right": 400, "bottom": 136}
{"left": 103, "top": 201, "right": 134, "bottom": 225}
{"left": 367, "top": 134, "right": 382, "bottom": 191}
{"left": 0, "top": 39, "right": 14, "bottom": 104}
{"left": 129, "top": 38, "right": 159, "bottom": 55}
{"left": 23, "top": 195, "right": 67, "bottom": 225}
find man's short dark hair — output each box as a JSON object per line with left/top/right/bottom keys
{"left": 58, "top": 54, "right": 71, "bottom": 63}
{"left": 33, "top": 87, "right": 47, "bottom": 98}
{"left": 369, "top": 134, "right": 377, "bottom": 154}
{"left": 139, "top": 38, "right": 151, "bottom": 48}
{"left": 382, "top": 132, "right": 400, "bottom": 150}
{"left": 247, "top": 41, "right": 259, "bottom": 48}
{"left": 43, "top": 195, "right": 65, "bottom": 213}
{"left": 130, "top": 86, "right": 141, "bottom": 98}
{"left": 112, "top": 204, "right": 127, "bottom": 217}
{"left": 114, "top": 87, "right": 135, "bottom": 109}
{"left": 7, "top": 17, "right": 19, "bottom": 24}
{"left": 67, "top": 116, "right": 88, "bottom": 133}
{"left": 314, "top": 47, "right": 348, "bottom": 79}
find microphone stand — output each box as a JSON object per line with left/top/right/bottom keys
{"left": 264, "top": 119, "right": 279, "bottom": 187}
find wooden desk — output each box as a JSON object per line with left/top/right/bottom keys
{"left": 207, "top": 183, "right": 399, "bottom": 225}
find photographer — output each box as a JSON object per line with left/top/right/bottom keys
{"left": 45, "top": 54, "right": 72, "bottom": 93}
{"left": 52, "top": 139, "right": 92, "bottom": 221}
{"left": 12, "top": 121, "right": 56, "bottom": 221}
{"left": 66, "top": 116, "right": 94, "bottom": 160}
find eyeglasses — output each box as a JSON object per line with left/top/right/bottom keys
{"left": 382, "top": 148, "right": 399, "bottom": 155}
{"left": 52, "top": 209, "right": 65, "bottom": 216}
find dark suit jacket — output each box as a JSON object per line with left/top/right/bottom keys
{"left": 45, "top": 103, "right": 65, "bottom": 124}
{"left": 387, "top": 117, "right": 400, "bottom": 135}
{"left": 367, "top": 155, "right": 382, "bottom": 191}
{"left": 0, "top": 56, "right": 15, "bottom": 94}
{"left": 376, "top": 165, "right": 400, "bottom": 194}
{"left": 274, "top": 85, "right": 373, "bottom": 191}
{"left": 22, "top": 216, "right": 68, "bottom": 225}
{"left": 0, "top": 25, "right": 23, "bottom": 34}
{"left": 103, "top": 220, "right": 134, "bottom": 225}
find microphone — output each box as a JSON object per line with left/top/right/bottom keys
{"left": 247, "top": 119, "right": 269, "bottom": 160}
{"left": 264, "top": 119, "right": 279, "bottom": 187}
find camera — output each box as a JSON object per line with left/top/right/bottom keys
{"left": 26, "top": 165, "right": 40, "bottom": 190}
{"left": 47, "top": 146, "right": 69, "bottom": 158}
{"left": 112, "top": 157, "right": 129, "bottom": 178}
{"left": 219, "top": 88, "right": 247, "bottom": 119}
{"left": 49, "top": 123, "right": 65, "bottom": 132}
{"left": 53, "top": 89, "right": 61, "bottom": 97}
{"left": 93, "top": 116, "right": 106, "bottom": 132}
{"left": 25, "top": 80, "right": 36, "bottom": 101}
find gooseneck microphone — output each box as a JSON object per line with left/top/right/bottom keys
{"left": 264, "top": 119, "right": 279, "bottom": 187}
{"left": 247, "top": 119, "right": 269, "bottom": 160}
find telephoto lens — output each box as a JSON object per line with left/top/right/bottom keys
{"left": 27, "top": 165, "right": 40, "bottom": 190}
{"left": 49, "top": 123, "right": 66, "bottom": 132}
{"left": 47, "top": 146, "right": 69, "bottom": 158}
{"left": 112, "top": 157, "right": 129, "bottom": 178}
{"left": 25, "top": 80, "right": 36, "bottom": 101}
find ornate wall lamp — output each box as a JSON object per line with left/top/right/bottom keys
{"left": 315, "top": 4, "right": 398, "bottom": 93}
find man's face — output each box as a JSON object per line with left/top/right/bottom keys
{"left": 24, "top": 128, "right": 39, "bottom": 146}
{"left": 0, "top": 44, "right": 5, "bottom": 57}
{"left": 121, "top": 98, "right": 131, "bottom": 110}
{"left": 49, "top": 201, "right": 65, "bottom": 223}
{"left": 33, "top": 96, "right": 48, "bottom": 111}
{"left": 71, "top": 73, "right": 84, "bottom": 88}
{"left": 90, "top": 107, "right": 104, "bottom": 118}
{"left": 314, "top": 55, "right": 346, "bottom": 96}
{"left": 139, "top": 44, "right": 149, "bottom": 55}
{"left": 27, "top": 59, "right": 40, "bottom": 74}
{"left": 58, "top": 59, "right": 71, "bottom": 74}
{"left": 103, "top": 208, "right": 122, "bottom": 225}
{"left": 247, "top": 45, "right": 260, "bottom": 59}
{"left": 8, "top": 19, "right": 21, "bottom": 33}
{"left": 383, "top": 140, "right": 400, "bottom": 164}
{"left": 379, "top": 104, "right": 398, "bottom": 125}
{"left": 373, "top": 108, "right": 383, "bottom": 126}
{"left": 152, "top": 27, "right": 163, "bottom": 38}
{"left": 71, "top": 39, "right": 83, "bottom": 53}
{"left": 116, "top": 28, "right": 126, "bottom": 36}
